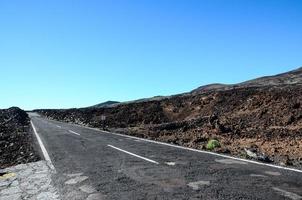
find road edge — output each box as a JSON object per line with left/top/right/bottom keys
{"left": 45, "top": 118, "right": 302, "bottom": 173}
{"left": 30, "top": 120, "right": 56, "bottom": 172}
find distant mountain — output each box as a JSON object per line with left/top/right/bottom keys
{"left": 90, "top": 101, "right": 120, "bottom": 108}
{"left": 117, "top": 96, "right": 168, "bottom": 105}
{"left": 191, "top": 67, "right": 302, "bottom": 94}
{"left": 88, "top": 67, "right": 302, "bottom": 108}
{"left": 90, "top": 97, "right": 169, "bottom": 108}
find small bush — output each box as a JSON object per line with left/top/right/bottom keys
{"left": 206, "top": 139, "right": 220, "bottom": 150}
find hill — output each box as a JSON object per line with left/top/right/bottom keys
{"left": 90, "top": 101, "right": 120, "bottom": 108}
{"left": 191, "top": 67, "right": 302, "bottom": 94}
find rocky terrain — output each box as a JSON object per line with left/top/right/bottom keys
{"left": 0, "top": 107, "right": 40, "bottom": 168}
{"left": 36, "top": 67, "right": 302, "bottom": 169}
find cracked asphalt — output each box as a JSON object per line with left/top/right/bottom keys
{"left": 0, "top": 161, "right": 59, "bottom": 200}
{"left": 29, "top": 114, "right": 302, "bottom": 200}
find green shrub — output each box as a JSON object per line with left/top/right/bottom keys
{"left": 206, "top": 139, "right": 220, "bottom": 150}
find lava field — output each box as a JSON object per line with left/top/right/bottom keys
{"left": 0, "top": 107, "right": 40, "bottom": 168}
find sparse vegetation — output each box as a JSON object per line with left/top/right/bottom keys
{"left": 206, "top": 139, "right": 220, "bottom": 150}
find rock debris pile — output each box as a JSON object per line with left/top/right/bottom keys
{"left": 0, "top": 107, "right": 40, "bottom": 168}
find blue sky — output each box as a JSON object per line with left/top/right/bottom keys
{"left": 0, "top": 0, "right": 301, "bottom": 110}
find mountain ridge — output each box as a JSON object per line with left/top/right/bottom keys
{"left": 89, "top": 101, "right": 120, "bottom": 108}
{"left": 191, "top": 66, "right": 302, "bottom": 94}
{"left": 90, "top": 67, "right": 302, "bottom": 107}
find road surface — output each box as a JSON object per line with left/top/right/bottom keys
{"left": 29, "top": 114, "right": 302, "bottom": 200}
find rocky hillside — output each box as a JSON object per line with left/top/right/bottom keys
{"left": 0, "top": 107, "right": 40, "bottom": 168}
{"left": 36, "top": 67, "right": 302, "bottom": 168}
{"left": 89, "top": 101, "right": 120, "bottom": 108}
{"left": 191, "top": 67, "right": 302, "bottom": 94}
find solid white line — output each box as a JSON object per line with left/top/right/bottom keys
{"left": 45, "top": 118, "right": 302, "bottom": 173}
{"left": 68, "top": 130, "right": 81, "bottom": 136}
{"left": 30, "top": 121, "right": 55, "bottom": 171}
{"left": 108, "top": 145, "right": 159, "bottom": 164}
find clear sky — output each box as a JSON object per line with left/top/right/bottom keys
{"left": 0, "top": 0, "right": 301, "bottom": 110}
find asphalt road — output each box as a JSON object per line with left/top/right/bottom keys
{"left": 29, "top": 114, "right": 302, "bottom": 200}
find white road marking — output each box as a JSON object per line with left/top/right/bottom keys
{"left": 215, "top": 159, "right": 247, "bottom": 165}
{"left": 30, "top": 121, "right": 55, "bottom": 171}
{"left": 272, "top": 187, "right": 302, "bottom": 200}
{"left": 165, "top": 162, "right": 176, "bottom": 166}
{"left": 250, "top": 174, "right": 267, "bottom": 178}
{"left": 68, "top": 130, "right": 81, "bottom": 136}
{"left": 56, "top": 125, "right": 61, "bottom": 128}
{"left": 103, "top": 131, "right": 302, "bottom": 173}
{"left": 107, "top": 145, "right": 159, "bottom": 164}
{"left": 265, "top": 171, "right": 281, "bottom": 176}
{"left": 46, "top": 118, "right": 302, "bottom": 174}
{"left": 187, "top": 181, "right": 210, "bottom": 190}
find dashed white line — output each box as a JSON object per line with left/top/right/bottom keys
{"left": 265, "top": 171, "right": 281, "bottom": 176}
{"left": 187, "top": 180, "right": 210, "bottom": 190}
{"left": 107, "top": 145, "right": 159, "bottom": 164}
{"left": 30, "top": 121, "right": 55, "bottom": 171}
{"left": 165, "top": 162, "right": 176, "bottom": 166}
{"left": 68, "top": 130, "right": 81, "bottom": 136}
{"left": 56, "top": 125, "right": 62, "bottom": 128}
{"left": 45, "top": 118, "right": 302, "bottom": 173}
{"left": 105, "top": 131, "right": 302, "bottom": 173}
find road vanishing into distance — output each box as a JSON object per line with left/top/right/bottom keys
{"left": 29, "top": 113, "right": 302, "bottom": 200}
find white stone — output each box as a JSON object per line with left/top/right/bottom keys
{"left": 79, "top": 185, "right": 96, "bottom": 194}
{"left": 86, "top": 193, "right": 106, "bottom": 200}
{"left": 65, "top": 176, "right": 88, "bottom": 185}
